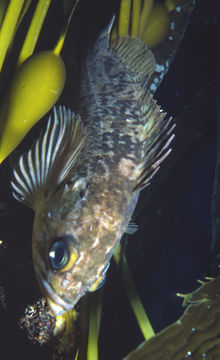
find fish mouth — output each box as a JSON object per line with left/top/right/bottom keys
{"left": 41, "top": 279, "right": 74, "bottom": 316}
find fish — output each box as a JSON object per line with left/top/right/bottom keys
{"left": 11, "top": 18, "right": 175, "bottom": 316}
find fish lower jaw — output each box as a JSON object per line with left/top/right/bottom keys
{"left": 41, "top": 279, "right": 74, "bottom": 316}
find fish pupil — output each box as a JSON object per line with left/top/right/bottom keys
{"left": 49, "top": 239, "right": 70, "bottom": 270}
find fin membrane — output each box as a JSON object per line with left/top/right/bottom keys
{"left": 134, "top": 94, "right": 175, "bottom": 192}
{"left": 111, "top": 36, "right": 156, "bottom": 86}
{"left": 11, "top": 106, "right": 85, "bottom": 209}
{"left": 125, "top": 221, "right": 139, "bottom": 235}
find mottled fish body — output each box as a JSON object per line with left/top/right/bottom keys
{"left": 11, "top": 20, "right": 175, "bottom": 315}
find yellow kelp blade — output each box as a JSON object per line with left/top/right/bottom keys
{"left": 74, "top": 349, "right": 79, "bottom": 360}
{"left": 17, "top": 0, "right": 52, "bottom": 66}
{"left": 0, "top": 51, "right": 66, "bottom": 163}
{"left": 114, "top": 243, "right": 155, "bottom": 341}
{"left": 131, "top": 0, "right": 141, "bottom": 37}
{"left": 53, "top": 0, "right": 79, "bottom": 56}
{"left": 73, "top": 286, "right": 103, "bottom": 360}
{"left": 0, "top": 1, "right": 79, "bottom": 163}
{"left": 118, "top": 0, "right": 131, "bottom": 37}
{"left": 139, "top": 0, "right": 153, "bottom": 39}
{"left": 18, "top": 0, "right": 79, "bottom": 65}
{"left": 0, "top": 0, "right": 25, "bottom": 71}
{"left": 118, "top": 0, "right": 153, "bottom": 39}
{"left": 142, "top": 3, "right": 170, "bottom": 48}
{"left": 116, "top": 0, "right": 172, "bottom": 49}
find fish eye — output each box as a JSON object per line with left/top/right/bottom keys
{"left": 49, "top": 236, "right": 78, "bottom": 272}
{"left": 49, "top": 239, "right": 69, "bottom": 270}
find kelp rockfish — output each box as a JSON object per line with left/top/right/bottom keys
{"left": 11, "top": 19, "right": 175, "bottom": 315}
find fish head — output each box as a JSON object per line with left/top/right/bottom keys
{"left": 32, "top": 178, "right": 123, "bottom": 316}
{"left": 11, "top": 106, "right": 129, "bottom": 316}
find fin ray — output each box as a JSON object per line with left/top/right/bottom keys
{"left": 125, "top": 222, "right": 139, "bottom": 235}
{"left": 11, "top": 106, "right": 86, "bottom": 209}
{"left": 111, "top": 36, "right": 156, "bottom": 85}
{"left": 134, "top": 94, "right": 175, "bottom": 192}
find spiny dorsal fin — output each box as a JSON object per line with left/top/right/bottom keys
{"left": 92, "top": 15, "right": 115, "bottom": 54}
{"left": 11, "top": 106, "right": 86, "bottom": 209}
{"left": 134, "top": 94, "right": 175, "bottom": 192}
{"left": 111, "top": 36, "right": 156, "bottom": 86}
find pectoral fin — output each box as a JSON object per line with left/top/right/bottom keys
{"left": 125, "top": 221, "right": 139, "bottom": 235}
{"left": 11, "top": 106, "right": 86, "bottom": 209}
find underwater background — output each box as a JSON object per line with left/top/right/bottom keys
{"left": 0, "top": 0, "right": 219, "bottom": 359}
{"left": 100, "top": 1, "right": 220, "bottom": 358}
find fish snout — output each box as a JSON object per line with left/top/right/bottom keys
{"left": 41, "top": 278, "right": 74, "bottom": 316}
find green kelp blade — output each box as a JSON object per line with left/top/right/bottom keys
{"left": 87, "top": 290, "right": 103, "bottom": 360}
{"left": 114, "top": 244, "right": 155, "bottom": 341}
{"left": 123, "top": 275, "right": 220, "bottom": 360}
